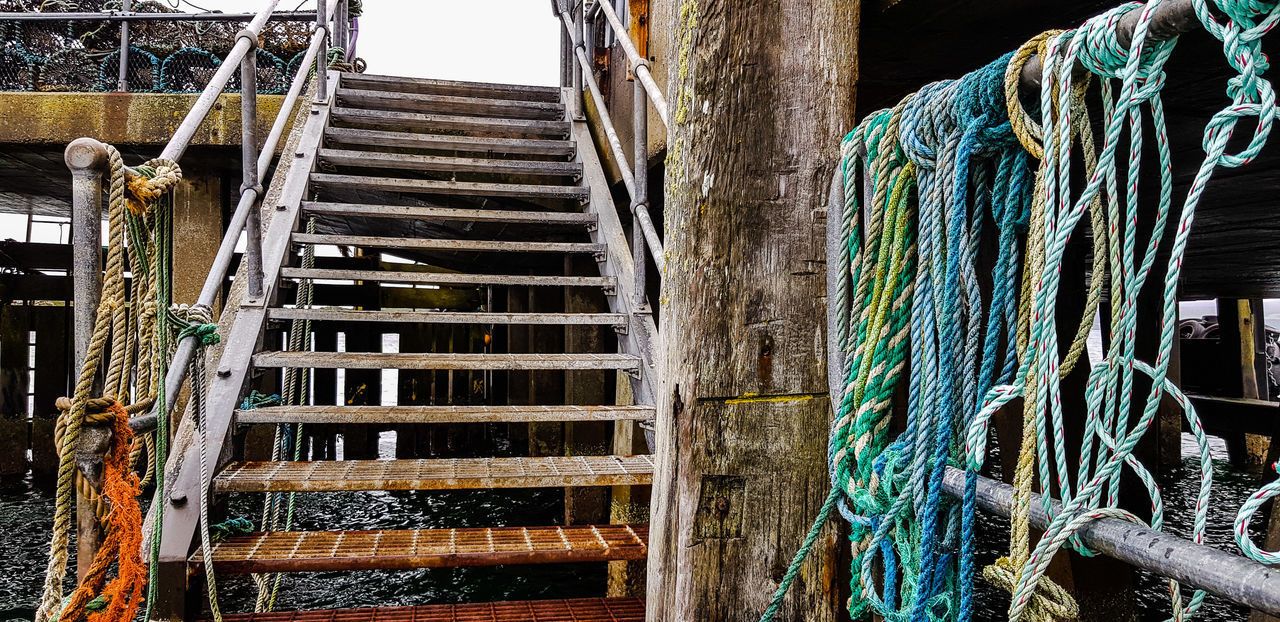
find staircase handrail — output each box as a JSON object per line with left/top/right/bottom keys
{"left": 67, "top": 0, "right": 345, "bottom": 435}
{"left": 552, "top": 0, "right": 665, "bottom": 310}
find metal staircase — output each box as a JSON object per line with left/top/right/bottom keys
{"left": 153, "top": 70, "right": 658, "bottom": 622}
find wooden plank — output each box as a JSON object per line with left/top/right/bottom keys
{"left": 213, "top": 455, "right": 656, "bottom": 492}
{"left": 339, "top": 72, "right": 562, "bottom": 102}
{"left": 301, "top": 201, "right": 595, "bottom": 225}
{"left": 281, "top": 267, "right": 615, "bottom": 289}
{"left": 195, "top": 524, "right": 648, "bottom": 573}
{"left": 292, "top": 233, "right": 605, "bottom": 255}
{"left": 213, "top": 598, "right": 644, "bottom": 622}
{"left": 310, "top": 173, "right": 589, "bottom": 201}
{"left": 236, "top": 404, "right": 656, "bottom": 425}
{"left": 317, "top": 148, "right": 581, "bottom": 177}
{"left": 330, "top": 107, "right": 571, "bottom": 138}
{"left": 336, "top": 87, "right": 565, "bottom": 120}
{"left": 323, "top": 127, "right": 577, "bottom": 157}
{"left": 253, "top": 351, "right": 641, "bottom": 372}
{"left": 267, "top": 308, "right": 625, "bottom": 326}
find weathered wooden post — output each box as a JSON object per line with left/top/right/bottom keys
{"left": 648, "top": 2, "right": 858, "bottom": 619}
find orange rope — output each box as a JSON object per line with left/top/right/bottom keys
{"left": 59, "top": 400, "right": 146, "bottom": 622}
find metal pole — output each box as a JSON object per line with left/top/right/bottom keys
{"left": 65, "top": 137, "right": 108, "bottom": 581}
{"left": 941, "top": 466, "right": 1280, "bottom": 616}
{"left": 632, "top": 75, "right": 648, "bottom": 308}
{"left": 1018, "top": 0, "right": 1197, "bottom": 89}
{"left": 239, "top": 31, "right": 264, "bottom": 302}
{"left": 159, "top": 0, "right": 281, "bottom": 164}
{"left": 315, "top": 0, "right": 329, "bottom": 102}
{"left": 0, "top": 10, "right": 315, "bottom": 21}
{"left": 571, "top": 0, "right": 584, "bottom": 120}
{"left": 335, "top": 0, "right": 349, "bottom": 58}
{"left": 559, "top": 0, "right": 573, "bottom": 88}
{"left": 116, "top": 0, "right": 130, "bottom": 92}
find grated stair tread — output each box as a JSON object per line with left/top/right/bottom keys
{"left": 235, "top": 404, "right": 656, "bottom": 425}
{"left": 292, "top": 233, "right": 604, "bottom": 255}
{"left": 310, "top": 173, "right": 589, "bottom": 201}
{"left": 212, "top": 597, "right": 644, "bottom": 622}
{"left": 266, "top": 308, "right": 624, "bottom": 325}
{"left": 252, "top": 351, "right": 641, "bottom": 371}
{"left": 330, "top": 107, "right": 571, "bottom": 138}
{"left": 317, "top": 148, "right": 581, "bottom": 177}
{"left": 281, "top": 267, "right": 615, "bottom": 289}
{"left": 214, "top": 455, "right": 656, "bottom": 492}
{"left": 336, "top": 87, "right": 565, "bottom": 120}
{"left": 300, "top": 202, "right": 595, "bottom": 225}
{"left": 192, "top": 524, "right": 648, "bottom": 573}
{"left": 322, "top": 127, "right": 576, "bottom": 157}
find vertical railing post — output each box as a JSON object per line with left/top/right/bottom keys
{"left": 571, "top": 0, "right": 584, "bottom": 119}
{"left": 117, "top": 0, "right": 130, "bottom": 91}
{"left": 65, "top": 137, "right": 109, "bottom": 580}
{"left": 335, "top": 0, "right": 349, "bottom": 58}
{"left": 558, "top": 1, "right": 573, "bottom": 87}
{"left": 238, "top": 31, "right": 264, "bottom": 301}
{"left": 315, "top": 0, "right": 329, "bottom": 102}
{"left": 631, "top": 75, "right": 648, "bottom": 310}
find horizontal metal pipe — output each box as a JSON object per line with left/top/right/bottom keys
{"left": 1018, "top": 0, "right": 1198, "bottom": 89}
{"left": 592, "top": 0, "right": 670, "bottom": 127}
{"left": 0, "top": 10, "right": 313, "bottom": 21}
{"left": 157, "top": 0, "right": 281, "bottom": 163}
{"left": 942, "top": 466, "right": 1280, "bottom": 616}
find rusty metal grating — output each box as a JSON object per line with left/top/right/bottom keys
{"left": 213, "top": 598, "right": 645, "bottom": 622}
{"left": 193, "top": 525, "right": 648, "bottom": 573}
{"left": 214, "top": 455, "right": 656, "bottom": 493}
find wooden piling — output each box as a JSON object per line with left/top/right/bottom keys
{"left": 564, "top": 255, "right": 611, "bottom": 526}
{"left": 1219, "top": 298, "right": 1271, "bottom": 470}
{"left": 648, "top": 1, "right": 858, "bottom": 618}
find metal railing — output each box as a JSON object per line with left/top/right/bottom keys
{"left": 66, "top": 0, "right": 344, "bottom": 436}
{"left": 552, "top": 0, "right": 666, "bottom": 311}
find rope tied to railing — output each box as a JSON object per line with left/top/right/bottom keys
{"left": 37, "top": 143, "right": 181, "bottom": 622}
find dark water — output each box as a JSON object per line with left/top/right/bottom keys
{"left": 0, "top": 434, "right": 1271, "bottom": 620}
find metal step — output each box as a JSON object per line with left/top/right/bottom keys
{"left": 267, "top": 308, "right": 625, "bottom": 326}
{"left": 318, "top": 148, "right": 581, "bottom": 177}
{"left": 280, "top": 267, "right": 616, "bottom": 289}
{"left": 292, "top": 233, "right": 605, "bottom": 255}
{"left": 215, "top": 598, "right": 643, "bottom": 622}
{"left": 236, "top": 404, "right": 655, "bottom": 425}
{"left": 310, "top": 173, "right": 589, "bottom": 202}
{"left": 214, "top": 598, "right": 644, "bottom": 622}
{"left": 214, "top": 455, "right": 655, "bottom": 492}
{"left": 194, "top": 524, "right": 648, "bottom": 573}
{"left": 252, "top": 352, "right": 642, "bottom": 371}
{"left": 340, "top": 72, "right": 562, "bottom": 103}
{"left": 331, "top": 107, "right": 571, "bottom": 138}
{"left": 336, "top": 87, "right": 565, "bottom": 121}
{"left": 301, "top": 201, "right": 596, "bottom": 226}
{"left": 323, "top": 127, "right": 576, "bottom": 157}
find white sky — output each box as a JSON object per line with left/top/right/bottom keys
{"left": 188, "top": 0, "right": 562, "bottom": 86}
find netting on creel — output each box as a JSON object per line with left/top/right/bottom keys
{"left": 0, "top": 0, "right": 329, "bottom": 92}
{"left": 158, "top": 45, "right": 217, "bottom": 93}
{"left": 98, "top": 45, "right": 158, "bottom": 91}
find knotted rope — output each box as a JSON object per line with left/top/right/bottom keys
{"left": 37, "top": 147, "right": 182, "bottom": 622}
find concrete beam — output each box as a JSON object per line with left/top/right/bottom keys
{"left": 0, "top": 92, "right": 287, "bottom": 147}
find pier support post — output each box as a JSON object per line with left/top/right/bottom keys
{"left": 647, "top": 1, "right": 858, "bottom": 619}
